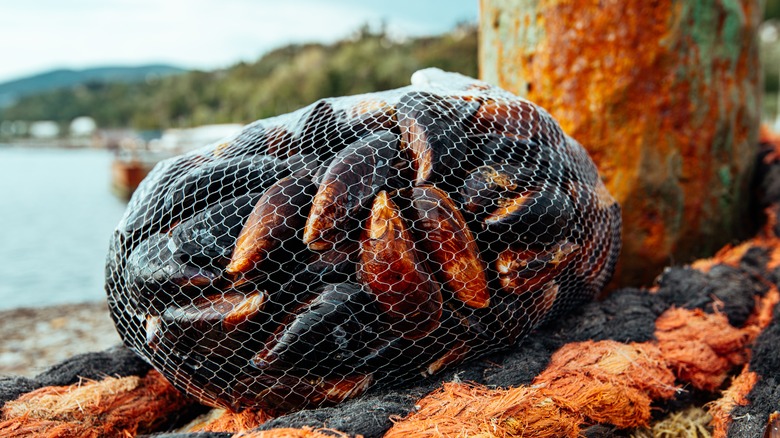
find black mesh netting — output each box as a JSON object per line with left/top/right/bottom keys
{"left": 105, "top": 68, "right": 622, "bottom": 412}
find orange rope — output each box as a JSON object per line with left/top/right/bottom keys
{"left": 0, "top": 370, "right": 194, "bottom": 438}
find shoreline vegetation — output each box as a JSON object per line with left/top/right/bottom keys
{"left": 0, "top": 24, "right": 478, "bottom": 136}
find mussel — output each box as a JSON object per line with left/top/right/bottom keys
{"left": 358, "top": 191, "right": 442, "bottom": 339}
{"left": 396, "top": 91, "right": 479, "bottom": 187}
{"left": 107, "top": 70, "right": 621, "bottom": 414}
{"left": 227, "top": 176, "right": 317, "bottom": 276}
{"left": 303, "top": 131, "right": 402, "bottom": 250}
{"left": 408, "top": 185, "right": 490, "bottom": 309}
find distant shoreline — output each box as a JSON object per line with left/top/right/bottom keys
{"left": 0, "top": 138, "right": 100, "bottom": 149}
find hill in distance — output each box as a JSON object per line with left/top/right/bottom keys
{"left": 0, "top": 65, "right": 187, "bottom": 108}
{"left": 0, "top": 24, "right": 477, "bottom": 129}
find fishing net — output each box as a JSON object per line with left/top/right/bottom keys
{"left": 104, "top": 68, "right": 622, "bottom": 412}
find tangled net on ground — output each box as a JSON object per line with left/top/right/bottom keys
{"left": 105, "top": 69, "right": 621, "bottom": 412}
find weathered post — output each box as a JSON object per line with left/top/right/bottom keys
{"left": 480, "top": 0, "right": 764, "bottom": 286}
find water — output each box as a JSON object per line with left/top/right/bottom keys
{"left": 0, "top": 145, "right": 128, "bottom": 310}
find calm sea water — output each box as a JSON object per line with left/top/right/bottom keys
{"left": 0, "top": 145, "right": 128, "bottom": 310}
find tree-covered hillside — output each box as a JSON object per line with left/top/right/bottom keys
{"left": 0, "top": 65, "right": 185, "bottom": 108}
{"left": 0, "top": 25, "right": 477, "bottom": 130}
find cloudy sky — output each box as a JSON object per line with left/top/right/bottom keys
{"left": 0, "top": 0, "right": 477, "bottom": 83}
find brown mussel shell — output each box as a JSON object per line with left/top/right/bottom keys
{"left": 358, "top": 191, "right": 443, "bottom": 339}
{"left": 408, "top": 185, "right": 490, "bottom": 309}
{"left": 304, "top": 131, "right": 402, "bottom": 250}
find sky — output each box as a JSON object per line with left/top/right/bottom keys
{"left": 0, "top": 0, "right": 478, "bottom": 83}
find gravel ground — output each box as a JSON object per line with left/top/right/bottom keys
{"left": 0, "top": 301, "right": 121, "bottom": 377}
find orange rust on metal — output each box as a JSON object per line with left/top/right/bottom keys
{"left": 480, "top": 0, "right": 763, "bottom": 287}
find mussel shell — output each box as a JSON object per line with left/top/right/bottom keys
{"left": 233, "top": 371, "right": 373, "bottom": 413}
{"left": 121, "top": 154, "right": 207, "bottom": 239}
{"left": 126, "top": 194, "right": 263, "bottom": 312}
{"left": 578, "top": 200, "right": 622, "bottom": 287}
{"left": 247, "top": 239, "right": 362, "bottom": 346}
{"left": 173, "top": 193, "right": 262, "bottom": 268}
{"left": 396, "top": 91, "right": 479, "bottom": 188}
{"left": 496, "top": 241, "right": 580, "bottom": 296}
{"left": 466, "top": 291, "right": 533, "bottom": 347}
{"left": 252, "top": 282, "right": 381, "bottom": 375}
{"left": 486, "top": 186, "right": 575, "bottom": 247}
{"left": 473, "top": 99, "right": 563, "bottom": 147}
{"left": 227, "top": 176, "right": 317, "bottom": 276}
{"left": 142, "top": 322, "right": 258, "bottom": 411}
{"left": 296, "top": 100, "right": 343, "bottom": 159}
{"left": 294, "top": 238, "right": 361, "bottom": 285}
{"left": 461, "top": 163, "right": 536, "bottom": 220}
{"left": 359, "top": 304, "right": 473, "bottom": 374}
{"left": 212, "top": 123, "right": 294, "bottom": 160}
{"left": 285, "top": 100, "right": 391, "bottom": 179}
{"left": 358, "top": 191, "right": 442, "bottom": 339}
{"left": 408, "top": 186, "right": 490, "bottom": 309}
{"left": 147, "top": 290, "right": 273, "bottom": 398}
{"left": 347, "top": 99, "right": 398, "bottom": 133}
{"left": 423, "top": 339, "right": 472, "bottom": 376}
{"left": 125, "top": 233, "right": 219, "bottom": 312}
{"left": 468, "top": 133, "right": 559, "bottom": 179}
{"left": 160, "top": 291, "right": 268, "bottom": 335}
{"left": 304, "top": 130, "right": 402, "bottom": 250}
{"left": 163, "top": 155, "right": 285, "bottom": 226}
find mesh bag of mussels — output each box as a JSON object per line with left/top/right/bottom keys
{"left": 105, "top": 69, "right": 622, "bottom": 412}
